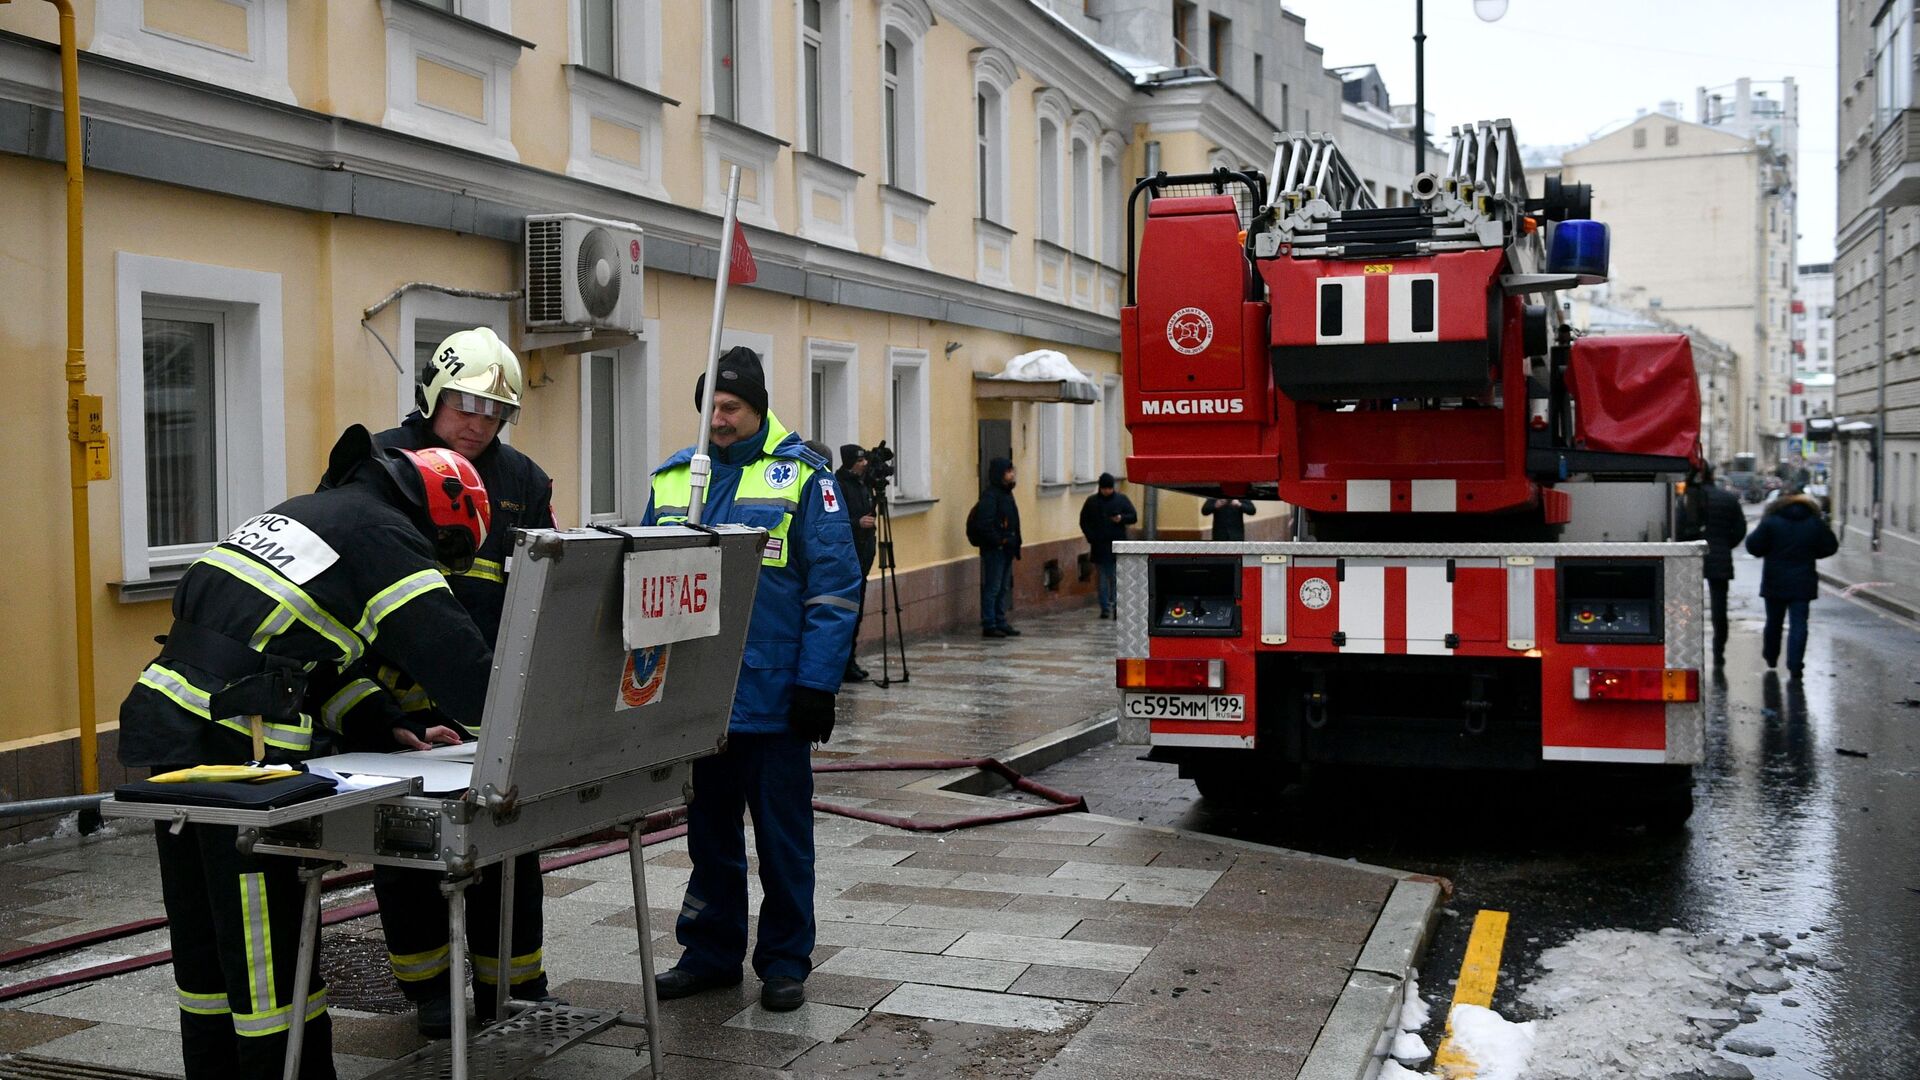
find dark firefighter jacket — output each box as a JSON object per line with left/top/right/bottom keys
{"left": 118, "top": 468, "right": 496, "bottom": 770}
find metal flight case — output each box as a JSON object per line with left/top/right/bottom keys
{"left": 104, "top": 524, "right": 765, "bottom": 1080}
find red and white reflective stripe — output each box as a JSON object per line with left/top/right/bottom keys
{"left": 1541, "top": 746, "right": 1667, "bottom": 764}
{"left": 1345, "top": 480, "right": 1391, "bottom": 512}
{"left": 1343, "top": 479, "right": 1460, "bottom": 513}
{"left": 1387, "top": 273, "right": 1439, "bottom": 343}
{"left": 1339, "top": 563, "right": 1386, "bottom": 653}
{"left": 1410, "top": 479, "right": 1456, "bottom": 512}
{"left": 1403, "top": 563, "right": 1454, "bottom": 655}
{"left": 1315, "top": 558, "right": 1458, "bottom": 656}
{"left": 1150, "top": 732, "right": 1256, "bottom": 749}
{"left": 1315, "top": 277, "right": 1366, "bottom": 344}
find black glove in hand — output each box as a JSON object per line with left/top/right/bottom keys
{"left": 789, "top": 686, "right": 837, "bottom": 744}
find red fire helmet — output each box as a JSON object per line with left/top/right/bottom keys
{"left": 382, "top": 446, "right": 491, "bottom": 563}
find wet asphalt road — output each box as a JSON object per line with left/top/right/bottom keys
{"left": 1030, "top": 530, "right": 1920, "bottom": 1079}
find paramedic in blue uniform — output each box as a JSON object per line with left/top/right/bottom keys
{"left": 359, "top": 327, "right": 558, "bottom": 1038}
{"left": 643, "top": 346, "right": 862, "bottom": 1012}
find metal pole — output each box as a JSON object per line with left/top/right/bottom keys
{"left": 1875, "top": 206, "right": 1888, "bottom": 552}
{"left": 281, "top": 862, "right": 333, "bottom": 1080}
{"left": 447, "top": 876, "right": 471, "bottom": 1080}
{"left": 492, "top": 859, "right": 514, "bottom": 1025}
{"left": 689, "top": 167, "right": 744, "bottom": 526}
{"left": 1414, "top": 0, "right": 1426, "bottom": 174}
{"left": 627, "top": 821, "right": 665, "bottom": 1079}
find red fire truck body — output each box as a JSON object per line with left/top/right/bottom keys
{"left": 1114, "top": 123, "right": 1705, "bottom": 819}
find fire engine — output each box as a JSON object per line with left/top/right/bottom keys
{"left": 1114, "top": 120, "right": 1706, "bottom": 824}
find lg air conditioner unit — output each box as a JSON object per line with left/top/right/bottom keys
{"left": 524, "top": 213, "right": 645, "bottom": 334}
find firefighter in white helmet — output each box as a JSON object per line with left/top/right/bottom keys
{"left": 361, "top": 326, "right": 560, "bottom": 1037}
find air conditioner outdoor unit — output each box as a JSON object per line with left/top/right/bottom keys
{"left": 524, "top": 213, "right": 645, "bottom": 333}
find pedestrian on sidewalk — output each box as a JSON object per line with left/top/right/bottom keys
{"left": 1743, "top": 490, "right": 1839, "bottom": 680}
{"left": 644, "top": 346, "right": 862, "bottom": 1013}
{"left": 967, "top": 457, "right": 1023, "bottom": 637}
{"left": 1079, "top": 473, "right": 1137, "bottom": 619}
{"left": 1680, "top": 465, "right": 1749, "bottom": 667}
{"left": 1201, "top": 496, "right": 1256, "bottom": 541}
{"left": 835, "top": 444, "right": 877, "bottom": 681}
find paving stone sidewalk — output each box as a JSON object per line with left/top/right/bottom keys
{"left": 1818, "top": 522, "right": 1920, "bottom": 622}
{"left": 0, "top": 608, "right": 1426, "bottom": 1079}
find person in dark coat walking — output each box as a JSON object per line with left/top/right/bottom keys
{"left": 1743, "top": 491, "right": 1839, "bottom": 679}
{"left": 834, "top": 445, "right": 877, "bottom": 681}
{"left": 1201, "top": 497, "right": 1256, "bottom": 542}
{"left": 1079, "top": 473, "right": 1137, "bottom": 618}
{"left": 1680, "top": 466, "right": 1750, "bottom": 667}
{"left": 968, "top": 457, "right": 1022, "bottom": 637}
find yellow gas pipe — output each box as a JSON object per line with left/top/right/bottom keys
{"left": 13, "top": 0, "right": 103, "bottom": 793}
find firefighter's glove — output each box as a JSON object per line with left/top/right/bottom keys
{"left": 790, "top": 687, "right": 837, "bottom": 745}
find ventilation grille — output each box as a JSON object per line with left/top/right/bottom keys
{"left": 525, "top": 219, "right": 565, "bottom": 324}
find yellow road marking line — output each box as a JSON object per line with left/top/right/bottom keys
{"left": 1434, "top": 908, "right": 1511, "bottom": 1077}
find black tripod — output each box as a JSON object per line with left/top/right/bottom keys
{"left": 870, "top": 486, "right": 910, "bottom": 688}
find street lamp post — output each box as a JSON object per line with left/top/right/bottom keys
{"left": 1416, "top": 1, "right": 1510, "bottom": 174}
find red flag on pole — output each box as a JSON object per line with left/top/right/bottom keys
{"left": 728, "top": 221, "right": 757, "bottom": 285}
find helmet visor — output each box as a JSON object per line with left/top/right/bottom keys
{"left": 440, "top": 389, "right": 521, "bottom": 425}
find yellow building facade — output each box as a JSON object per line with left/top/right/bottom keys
{"left": 0, "top": 0, "right": 1287, "bottom": 821}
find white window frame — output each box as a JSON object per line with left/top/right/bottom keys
{"left": 972, "top": 48, "right": 1016, "bottom": 226}
{"left": 805, "top": 338, "right": 860, "bottom": 452}
{"left": 1070, "top": 124, "right": 1095, "bottom": 257}
{"left": 578, "top": 319, "right": 660, "bottom": 525}
{"left": 1038, "top": 403, "right": 1068, "bottom": 488}
{"left": 885, "top": 347, "right": 932, "bottom": 502}
{"left": 1073, "top": 400, "right": 1097, "bottom": 483}
{"left": 565, "top": 1, "right": 668, "bottom": 201}
{"left": 1103, "top": 373, "right": 1125, "bottom": 479}
{"left": 91, "top": 0, "right": 294, "bottom": 104}
{"left": 879, "top": 0, "right": 932, "bottom": 194}
{"left": 395, "top": 292, "right": 512, "bottom": 424}
{"left": 795, "top": 0, "right": 853, "bottom": 163}
{"left": 379, "top": 0, "right": 524, "bottom": 161}
{"left": 1034, "top": 88, "right": 1070, "bottom": 246}
{"left": 704, "top": 0, "right": 774, "bottom": 132}
{"left": 115, "top": 253, "right": 286, "bottom": 583}
{"left": 1099, "top": 133, "right": 1125, "bottom": 266}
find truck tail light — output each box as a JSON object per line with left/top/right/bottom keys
{"left": 1572, "top": 667, "right": 1698, "bottom": 702}
{"left": 1116, "top": 658, "right": 1226, "bottom": 691}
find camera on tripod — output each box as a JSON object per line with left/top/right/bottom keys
{"left": 862, "top": 441, "right": 896, "bottom": 493}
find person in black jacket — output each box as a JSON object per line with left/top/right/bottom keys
{"left": 969, "top": 457, "right": 1022, "bottom": 637}
{"left": 1079, "top": 473, "right": 1138, "bottom": 618}
{"left": 119, "top": 426, "right": 493, "bottom": 1080}
{"left": 1201, "top": 497, "right": 1256, "bottom": 542}
{"left": 363, "top": 327, "right": 559, "bottom": 1038}
{"left": 1744, "top": 491, "right": 1840, "bottom": 679}
{"left": 834, "top": 445, "right": 877, "bottom": 680}
{"left": 1681, "top": 466, "right": 1750, "bottom": 667}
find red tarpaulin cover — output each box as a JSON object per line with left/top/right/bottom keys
{"left": 1568, "top": 334, "right": 1701, "bottom": 460}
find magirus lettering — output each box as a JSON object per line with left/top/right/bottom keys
{"left": 1140, "top": 398, "right": 1246, "bottom": 416}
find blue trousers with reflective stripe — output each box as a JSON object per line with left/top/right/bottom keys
{"left": 675, "top": 732, "right": 815, "bottom": 982}
{"left": 155, "top": 822, "right": 335, "bottom": 1080}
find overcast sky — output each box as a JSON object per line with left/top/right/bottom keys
{"left": 1281, "top": 0, "right": 1839, "bottom": 262}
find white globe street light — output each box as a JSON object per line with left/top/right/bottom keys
{"left": 1474, "top": 0, "right": 1510, "bottom": 21}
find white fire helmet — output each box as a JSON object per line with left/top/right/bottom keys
{"left": 419, "top": 327, "right": 523, "bottom": 424}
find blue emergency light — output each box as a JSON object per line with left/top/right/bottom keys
{"left": 1548, "top": 219, "right": 1610, "bottom": 281}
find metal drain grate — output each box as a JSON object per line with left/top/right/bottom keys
{"left": 363, "top": 1004, "right": 623, "bottom": 1080}
{"left": 0, "top": 1055, "right": 177, "bottom": 1080}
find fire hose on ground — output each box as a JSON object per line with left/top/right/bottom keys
{"left": 0, "top": 756, "right": 1086, "bottom": 1003}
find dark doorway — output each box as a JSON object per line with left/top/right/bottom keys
{"left": 978, "top": 419, "right": 1012, "bottom": 492}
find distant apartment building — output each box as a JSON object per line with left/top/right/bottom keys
{"left": 1834, "top": 0, "right": 1920, "bottom": 550}
{"left": 1793, "top": 264, "right": 1836, "bottom": 460}
{"left": 1527, "top": 82, "right": 1798, "bottom": 467}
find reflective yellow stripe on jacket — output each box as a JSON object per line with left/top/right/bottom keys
{"left": 136, "top": 663, "right": 316, "bottom": 753}
{"left": 651, "top": 457, "right": 811, "bottom": 568}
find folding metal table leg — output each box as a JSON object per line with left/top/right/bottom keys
{"left": 281, "top": 860, "right": 336, "bottom": 1080}
{"left": 444, "top": 875, "right": 471, "bottom": 1080}
{"left": 627, "top": 821, "right": 665, "bottom": 1079}
{"left": 493, "top": 858, "right": 515, "bottom": 1025}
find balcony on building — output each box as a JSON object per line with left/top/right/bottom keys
{"left": 1871, "top": 108, "right": 1920, "bottom": 207}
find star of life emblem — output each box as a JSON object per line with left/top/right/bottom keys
{"left": 766, "top": 460, "right": 798, "bottom": 489}
{"left": 1167, "top": 307, "right": 1214, "bottom": 356}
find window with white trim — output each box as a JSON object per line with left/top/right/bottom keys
{"left": 89, "top": 0, "right": 294, "bottom": 104}
{"left": 1876, "top": 0, "right": 1913, "bottom": 131}
{"left": 973, "top": 49, "right": 1015, "bottom": 224}
{"left": 877, "top": 0, "right": 932, "bottom": 190}
{"left": 115, "top": 254, "right": 286, "bottom": 583}
{"left": 564, "top": 0, "right": 668, "bottom": 200}
{"left": 1039, "top": 403, "right": 1067, "bottom": 486}
{"left": 396, "top": 292, "right": 511, "bottom": 423}
{"left": 885, "top": 348, "right": 931, "bottom": 500}
{"left": 575, "top": 0, "right": 660, "bottom": 87}
{"left": 1037, "top": 114, "right": 1063, "bottom": 244}
{"left": 806, "top": 339, "right": 859, "bottom": 452}
{"left": 1100, "top": 141, "right": 1123, "bottom": 264}
{"left": 579, "top": 326, "right": 658, "bottom": 525}
{"left": 1071, "top": 133, "right": 1093, "bottom": 256}
{"left": 712, "top": 0, "right": 740, "bottom": 121}
{"left": 1073, "top": 401, "right": 1097, "bottom": 482}
{"left": 797, "top": 0, "right": 852, "bottom": 161}
{"left": 379, "top": 0, "right": 524, "bottom": 161}
{"left": 1103, "top": 373, "right": 1125, "bottom": 478}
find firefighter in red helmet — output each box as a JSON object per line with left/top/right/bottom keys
{"left": 118, "top": 425, "right": 495, "bottom": 1080}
